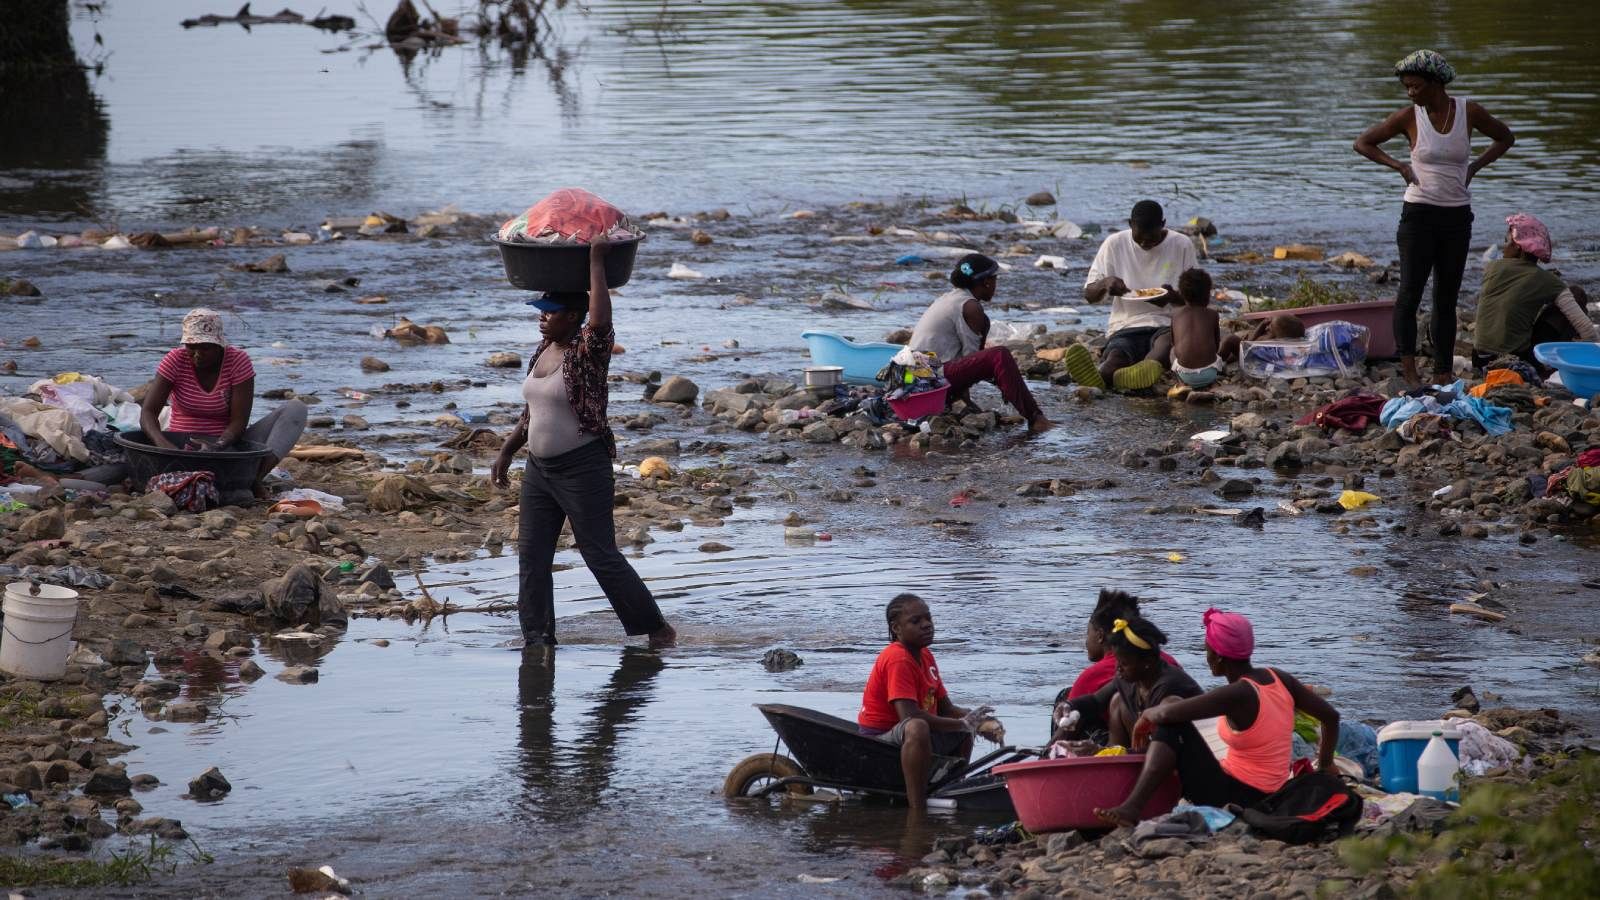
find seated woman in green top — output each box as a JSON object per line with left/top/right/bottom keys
{"left": 1472, "top": 213, "right": 1595, "bottom": 369}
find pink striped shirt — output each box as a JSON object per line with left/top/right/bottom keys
{"left": 156, "top": 347, "right": 255, "bottom": 435}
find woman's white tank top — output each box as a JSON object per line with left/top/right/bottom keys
{"left": 1404, "top": 96, "right": 1471, "bottom": 208}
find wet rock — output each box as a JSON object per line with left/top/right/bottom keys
{"left": 358, "top": 563, "right": 396, "bottom": 591}
{"left": 3, "top": 277, "right": 42, "bottom": 296}
{"left": 126, "top": 817, "right": 188, "bottom": 839}
{"left": 230, "top": 253, "right": 289, "bottom": 273}
{"left": 18, "top": 507, "right": 66, "bottom": 540}
{"left": 485, "top": 351, "right": 521, "bottom": 368}
{"left": 1215, "top": 479, "right": 1255, "bottom": 499}
{"left": 690, "top": 229, "right": 714, "bottom": 245}
{"left": 261, "top": 563, "right": 347, "bottom": 625}
{"left": 884, "top": 328, "right": 913, "bottom": 344}
{"left": 165, "top": 702, "right": 208, "bottom": 723}
{"left": 342, "top": 414, "right": 370, "bottom": 430}
{"left": 289, "top": 865, "right": 352, "bottom": 895}
{"left": 103, "top": 638, "right": 147, "bottom": 666}
{"left": 204, "top": 628, "right": 251, "bottom": 652}
{"left": 652, "top": 375, "right": 700, "bottom": 405}
{"left": 802, "top": 422, "right": 839, "bottom": 444}
{"left": 632, "top": 438, "right": 681, "bottom": 456}
{"left": 276, "top": 666, "right": 319, "bottom": 684}
{"left": 761, "top": 648, "right": 804, "bottom": 672}
{"left": 238, "top": 659, "right": 265, "bottom": 681}
{"left": 698, "top": 541, "right": 733, "bottom": 553}
{"left": 212, "top": 589, "right": 265, "bottom": 614}
{"left": 1025, "top": 191, "right": 1056, "bottom": 206}
{"left": 1264, "top": 442, "right": 1301, "bottom": 469}
{"left": 84, "top": 766, "right": 132, "bottom": 796}
{"left": 360, "top": 355, "right": 391, "bottom": 372}
{"left": 186, "top": 767, "right": 233, "bottom": 801}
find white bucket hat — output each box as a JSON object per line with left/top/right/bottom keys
{"left": 180, "top": 308, "right": 226, "bottom": 346}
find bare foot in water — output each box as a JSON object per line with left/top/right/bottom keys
{"left": 1028, "top": 415, "right": 1056, "bottom": 434}
{"left": 647, "top": 624, "right": 678, "bottom": 649}
{"left": 1093, "top": 804, "right": 1140, "bottom": 828}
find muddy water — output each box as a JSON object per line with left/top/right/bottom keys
{"left": 6, "top": 198, "right": 1600, "bottom": 891}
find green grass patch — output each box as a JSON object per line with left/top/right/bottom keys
{"left": 1338, "top": 754, "right": 1600, "bottom": 899}
{"left": 0, "top": 837, "right": 188, "bottom": 888}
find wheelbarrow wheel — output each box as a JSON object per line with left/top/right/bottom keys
{"left": 723, "top": 753, "right": 812, "bottom": 799}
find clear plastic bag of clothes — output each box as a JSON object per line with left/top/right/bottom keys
{"left": 1240, "top": 320, "right": 1369, "bottom": 380}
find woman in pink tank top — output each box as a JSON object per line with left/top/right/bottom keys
{"left": 1093, "top": 608, "right": 1342, "bottom": 828}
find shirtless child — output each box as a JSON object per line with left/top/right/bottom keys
{"left": 1169, "top": 268, "right": 1225, "bottom": 389}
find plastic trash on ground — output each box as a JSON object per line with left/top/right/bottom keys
{"left": 1338, "top": 490, "right": 1380, "bottom": 510}
{"left": 1034, "top": 255, "right": 1069, "bottom": 270}
{"left": 1240, "top": 321, "right": 1369, "bottom": 380}
{"left": 668, "top": 262, "right": 705, "bottom": 280}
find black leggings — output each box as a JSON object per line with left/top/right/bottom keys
{"left": 1152, "top": 722, "right": 1270, "bottom": 809}
{"left": 1395, "top": 202, "right": 1474, "bottom": 374}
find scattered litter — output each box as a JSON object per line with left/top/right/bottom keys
{"left": 1166, "top": 552, "right": 1184, "bottom": 563}
{"left": 1276, "top": 500, "right": 1304, "bottom": 516}
{"left": 100, "top": 235, "right": 132, "bottom": 250}
{"left": 1194, "top": 507, "right": 1243, "bottom": 516}
{"left": 797, "top": 874, "right": 843, "bottom": 885}
{"left": 894, "top": 253, "right": 927, "bottom": 266}
{"left": 1033, "top": 255, "right": 1069, "bottom": 270}
{"left": 1272, "top": 244, "right": 1324, "bottom": 261}
{"left": 1449, "top": 602, "right": 1506, "bottom": 623}
{"left": 1337, "top": 490, "right": 1381, "bottom": 510}
{"left": 277, "top": 489, "right": 346, "bottom": 512}
{"left": 1190, "top": 429, "right": 1230, "bottom": 443}
{"left": 1042, "top": 306, "right": 1079, "bottom": 314}
{"left": 638, "top": 457, "right": 671, "bottom": 479}
{"left": 1431, "top": 485, "right": 1452, "bottom": 498}
{"left": 1328, "top": 251, "right": 1377, "bottom": 269}
{"left": 3, "top": 793, "right": 32, "bottom": 809}
{"left": 668, "top": 262, "right": 705, "bottom": 280}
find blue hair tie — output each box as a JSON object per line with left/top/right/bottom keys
{"left": 960, "top": 262, "right": 973, "bottom": 276}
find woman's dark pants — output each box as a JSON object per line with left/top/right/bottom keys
{"left": 517, "top": 441, "right": 667, "bottom": 644}
{"left": 1395, "top": 202, "right": 1474, "bottom": 375}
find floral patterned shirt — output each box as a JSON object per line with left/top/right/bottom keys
{"left": 522, "top": 323, "right": 617, "bottom": 459}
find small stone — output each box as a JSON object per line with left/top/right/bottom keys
{"left": 342, "top": 414, "right": 370, "bottom": 430}
{"left": 690, "top": 229, "right": 713, "bottom": 245}
{"left": 652, "top": 375, "right": 699, "bottom": 405}
{"left": 238, "top": 659, "right": 265, "bottom": 681}
{"left": 84, "top": 766, "right": 133, "bottom": 796}
{"left": 485, "top": 351, "right": 521, "bottom": 368}
{"left": 18, "top": 507, "right": 66, "bottom": 540}
{"left": 761, "top": 648, "right": 804, "bottom": 671}
{"left": 289, "top": 866, "right": 351, "bottom": 895}
{"left": 698, "top": 541, "right": 733, "bottom": 553}
{"left": 1025, "top": 191, "right": 1056, "bottom": 206}
{"left": 360, "top": 356, "right": 391, "bottom": 372}
{"left": 164, "top": 702, "right": 208, "bottom": 723}
{"left": 186, "top": 766, "right": 232, "bottom": 800}
{"left": 276, "top": 666, "right": 320, "bottom": 684}
{"left": 103, "top": 638, "right": 147, "bottom": 666}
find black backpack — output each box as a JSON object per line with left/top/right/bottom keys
{"left": 1234, "top": 772, "right": 1364, "bottom": 844}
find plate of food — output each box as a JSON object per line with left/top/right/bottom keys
{"left": 1125, "top": 287, "right": 1169, "bottom": 300}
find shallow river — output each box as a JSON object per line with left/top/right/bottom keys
{"left": 4, "top": 1, "right": 1600, "bottom": 895}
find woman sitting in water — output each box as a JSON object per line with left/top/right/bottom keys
{"left": 1058, "top": 614, "right": 1200, "bottom": 752}
{"left": 139, "top": 308, "right": 307, "bottom": 498}
{"left": 1093, "top": 608, "right": 1342, "bottom": 827}
{"left": 857, "top": 593, "right": 998, "bottom": 810}
{"left": 907, "top": 254, "right": 1053, "bottom": 433}
{"left": 1048, "top": 590, "right": 1180, "bottom": 744}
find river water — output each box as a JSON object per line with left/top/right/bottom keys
{"left": 5, "top": 2, "right": 1600, "bottom": 895}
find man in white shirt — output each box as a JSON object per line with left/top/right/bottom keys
{"left": 1073, "top": 200, "right": 1198, "bottom": 390}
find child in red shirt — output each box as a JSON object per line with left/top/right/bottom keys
{"left": 857, "top": 593, "right": 996, "bottom": 808}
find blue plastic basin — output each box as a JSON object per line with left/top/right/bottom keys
{"left": 1533, "top": 342, "right": 1600, "bottom": 398}
{"left": 800, "top": 330, "right": 903, "bottom": 384}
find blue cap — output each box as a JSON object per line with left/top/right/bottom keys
{"left": 525, "top": 292, "right": 586, "bottom": 312}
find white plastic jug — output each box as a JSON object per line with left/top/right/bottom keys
{"left": 0, "top": 582, "right": 80, "bottom": 681}
{"left": 1417, "top": 730, "right": 1460, "bottom": 802}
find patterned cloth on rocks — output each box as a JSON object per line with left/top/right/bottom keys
{"left": 146, "top": 471, "right": 220, "bottom": 512}
{"left": 1395, "top": 49, "right": 1456, "bottom": 84}
{"left": 1484, "top": 355, "right": 1542, "bottom": 387}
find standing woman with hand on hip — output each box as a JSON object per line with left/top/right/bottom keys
{"left": 1354, "top": 50, "right": 1514, "bottom": 388}
{"left": 491, "top": 239, "right": 677, "bottom": 649}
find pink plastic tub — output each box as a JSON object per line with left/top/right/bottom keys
{"left": 1242, "top": 298, "right": 1396, "bottom": 359}
{"left": 887, "top": 385, "right": 949, "bottom": 420}
{"left": 993, "top": 755, "right": 1181, "bottom": 832}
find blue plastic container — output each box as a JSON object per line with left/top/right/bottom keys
{"left": 1533, "top": 342, "right": 1600, "bottom": 398}
{"left": 1377, "top": 721, "right": 1462, "bottom": 794}
{"left": 799, "top": 330, "right": 903, "bottom": 385}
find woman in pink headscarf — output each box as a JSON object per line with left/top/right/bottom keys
{"left": 1472, "top": 213, "right": 1596, "bottom": 369}
{"left": 1093, "top": 608, "right": 1342, "bottom": 828}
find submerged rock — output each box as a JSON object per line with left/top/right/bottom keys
{"left": 762, "top": 648, "right": 804, "bottom": 672}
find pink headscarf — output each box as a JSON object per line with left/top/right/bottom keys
{"left": 1203, "top": 607, "right": 1254, "bottom": 660}
{"left": 1506, "top": 213, "right": 1553, "bottom": 263}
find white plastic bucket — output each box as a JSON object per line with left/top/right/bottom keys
{"left": 0, "top": 582, "right": 80, "bottom": 681}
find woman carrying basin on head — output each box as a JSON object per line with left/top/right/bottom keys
{"left": 907, "top": 254, "right": 1054, "bottom": 433}
{"left": 492, "top": 239, "right": 676, "bottom": 650}
{"left": 1354, "top": 49, "right": 1515, "bottom": 388}
{"left": 139, "top": 308, "right": 307, "bottom": 498}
